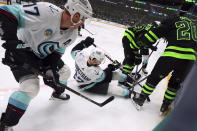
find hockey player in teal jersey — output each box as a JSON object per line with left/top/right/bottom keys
{"left": 0, "top": 0, "right": 93, "bottom": 130}
{"left": 71, "top": 37, "right": 134, "bottom": 98}
{"left": 132, "top": 15, "right": 197, "bottom": 113}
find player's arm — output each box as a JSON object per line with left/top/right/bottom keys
{"left": 138, "top": 16, "right": 179, "bottom": 48}
{"left": 71, "top": 37, "right": 94, "bottom": 59}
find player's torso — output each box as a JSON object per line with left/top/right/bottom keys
{"left": 74, "top": 52, "right": 103, "bottom": 84}
{"left": 17, "top": 2, "right": 77, "bottom": 58}
{"left": 165, "top": 17, "right": 197, "bottom": 49}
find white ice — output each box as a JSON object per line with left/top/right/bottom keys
{"left": 0, "top": 19, "right": 168, "bottom": 131}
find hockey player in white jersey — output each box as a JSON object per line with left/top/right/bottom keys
{"left": 71, "top": 37, "right": 134, "bottom": 98}
{"left": 0, "top": 0, "right": 93, "bottom": 130}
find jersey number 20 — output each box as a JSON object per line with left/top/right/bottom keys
{"left": 176, "top": 21, "right": 197, "bottom": 42}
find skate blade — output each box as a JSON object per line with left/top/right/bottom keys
{"left": 160, "top": 107, "right": 172, "bottom": 117}
{"left": 131, "top": 99, "right": 142, "bottom": 111}
{"left": 49, "top": 96, "right": 70, "bottom": 101}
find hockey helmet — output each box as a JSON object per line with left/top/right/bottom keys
{"left": 89, "top": 48, "right": 105, "bottom": 65}
{"left": 64, "top": 0, "right": 93, "bottom": 22}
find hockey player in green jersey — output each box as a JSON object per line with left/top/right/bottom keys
{"left": 120, "top": 22, "right": 158, "bottom": 87}
{"left": 132, "top": 15, "right": 197, "bottom": 113}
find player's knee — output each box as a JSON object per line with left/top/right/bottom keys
{"left": 59, "top": 64, "right": 71, "bottom": 81}
{"left": 147, "top": 74, "right": 162, "bottom": 86}
{"left": 19, "top": 78, "right": 40, "bottom": 98}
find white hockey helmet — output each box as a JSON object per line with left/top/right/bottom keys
{"left": 89, "top": 48, "right": 105, "bottom": 65}
{"left": 64, "top": 0, "right": 93, "bottom": 22}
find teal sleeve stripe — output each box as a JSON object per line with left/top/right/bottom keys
{"left": 71, "top": 50, "right": 80, "bottom": 59}
{"left": 9, "top": 91, "right": 31, "bottom": 110}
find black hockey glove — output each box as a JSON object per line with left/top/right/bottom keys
{"left": 113, "top": 60, "right": 121, "bottom": 69}
{"left": 83, "top": 37, "right": 94, "bottom": 47}
{"left": 107, "top": 63, "right": 120, "bottom": 71}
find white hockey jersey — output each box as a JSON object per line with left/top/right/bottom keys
{"left": 73, "top": 51, "right": 105, "bottom": 91}
{"left": 0, "top": 2, "right": 77, "bottom": 58}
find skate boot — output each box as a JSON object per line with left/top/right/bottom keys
{"left": 50, "top": 92, "right": 70, "bottom": 101}
{"left": 118, "top": 81, "right": 132, "bottom": 89}
{"left": 132, "top": 93, "right": 148, "bottom": 110}
{"left": 0, "top": 113, "right": 13, "bottom": 131}
{"left": 160, "top": 99, "right": 172, "bottom": 116}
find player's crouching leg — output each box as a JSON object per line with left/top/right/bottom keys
{"left": 0, "top": 76, "right": 40, "bottom": 130}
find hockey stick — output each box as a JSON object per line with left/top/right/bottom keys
{"left": 23, "top": 65, "right": 114, "bottom": 107}
{"left": 92, "top": 43, "right": 150, "bottom": 101}
{"left": 84, "top": 28, "right": 95, "bottom": 35}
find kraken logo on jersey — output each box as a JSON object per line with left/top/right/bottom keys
{"left": 44, "top": 29, "right": 53, "bottom": 37}
{"left": 36, "top": 42, "right": 60, "bottom": 58}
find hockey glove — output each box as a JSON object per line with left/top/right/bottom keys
{"left": 83, "top": 37, "right": 94, "bottom": 47}
{"left": 107, "top": 63, "right": 119, "bottom": 71}
{"left": 113, "top": 60, "right": 121, "bottom": 69}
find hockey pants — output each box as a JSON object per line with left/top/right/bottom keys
{"left": 141, "top": 57, "right": 193, "bottom": 103}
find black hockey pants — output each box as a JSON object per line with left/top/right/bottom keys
{"left": 142, "top": 56, "right": 193, "bottom": 102}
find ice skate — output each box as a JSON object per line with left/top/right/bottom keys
{"left": 50, "top": 92, "right": 70, "bottom": 101}
{"left": 132, "top": 93, "right": 147, "bottom": 111}
{"left": 160, "top": 100, "right": 172, "bottom": 117}
{"left": 118, "top": 81, "right": 133, "bottom": 89}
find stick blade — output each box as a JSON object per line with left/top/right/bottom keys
{"left": 100, "top": 96, "right": 115, "bottom": 107}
